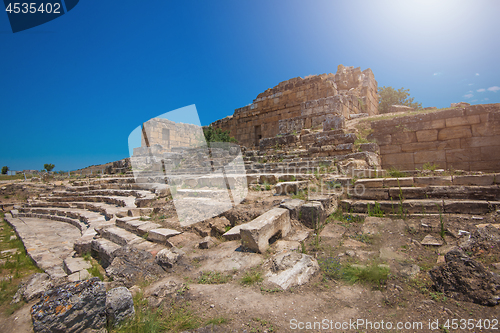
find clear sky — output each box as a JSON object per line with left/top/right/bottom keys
{"left": 1, "top": 0, "right": 499, "bottom": 171}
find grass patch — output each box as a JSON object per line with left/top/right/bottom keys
{"left": 387, "top": 167, "right": 406, "bottom": 178}
{"left": 240, "top": 271, "right": 263, "bottom": 286}
{"left": 197, "top": 271, "right": 232, "bottom": 284}
{"left": 328, "top": 208, "right": 363, "bottom": 224}
{"left": 319, "top": 257, "right": 389, "bottom": 286}
{"left": 113, "top": 292, "right": 203, "bottom": 333}
{"left": 0, "top": 213, "right": 42, "bottom": 314}
{"left": 291, "top": 190, "right": 307, "bottom": 201}
{"left": 87, "top": 261, "right": 105, "bottom": 281}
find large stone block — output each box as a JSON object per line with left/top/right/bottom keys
{"left": 461, "top": 135, "right": 500, "bottom": 148}
{"left": 391, "top": 132, "right": 417, "bottom": 144}
{"left": 453, "top": 175, "right": 495, "bottom": 186}
{"left": 299, "top": 201, "right": 326, "bottom": 229}
{"left": 413, "top": 176, "right": 452, "bottom": 187}
{"left": 31, "top": 278, "right": 106, "bottom": 333}
{"left": 384, "top": 177, "right": 413, "bottom": 187}
{"left": 414, "top": 150, "right": 446, "bottom": 164}
{"left": 416, "top": 129, "right": 438, "bottom": 142}
{"left": 401, "top": 141, "right": 437, "bottom": 152}
{"left": 147, "top": 228, "right": 180, "bottom": 245}
{"left": 445, "top": 149, "right": 481, "bottom": 163}
{"left": 438, "top": 126, "right": 472, "bottom": 141}
{"left": 382, "top": 152, "right": 414, "bottom": 167}
{"left": 275, "top": 181, "right": 308, "bottom": 195}
{"left": 443, "top": 200, "right": 491, "bottom": 214}
{"left": 445, "top": 115, "right": 480, "bottom": 127}
{"left": 279, "top": 199, "right": 305, "bottom": 220}
{"left": 379, "top": 144, "right": 401, "bottom": 154}
{"left": 323, "top": 115, "right": 345, "bottom": 131}
{"left": 240, "top": 208, "right": 291, "bottom": 253}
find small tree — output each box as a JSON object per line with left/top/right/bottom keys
{"left": 44, "top": 163, "right": 55, "bottom": 172}
{"left": 1, "top": 166, "right": 8, "bottom": 175}
{"left": 378, "top": 86, "right": 422, "bottom": 113}
{"left": 203, "top": 126, "right": 237, "bottom": 143}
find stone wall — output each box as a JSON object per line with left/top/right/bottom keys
{"left": 371, "top": 103, "right": 500, "bottom": 172}
{"left": 211, "top": 65, "right": 378, "bottom": 148}
{"left": 133, "top": 118, "right": 204, "bottom": 156}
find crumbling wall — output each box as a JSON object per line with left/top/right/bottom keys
{"left": 211, "top": 65, "right": 378, "bottom": 147}
{"left": 371, "top": 103, "right": 500, "bottom": 172}
{"left": 134, "top": 118, "right": 204, "bottom": 156}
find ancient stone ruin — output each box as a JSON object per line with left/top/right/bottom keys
{"left": 1, "top": 65, "right": 499, "bottom": 332}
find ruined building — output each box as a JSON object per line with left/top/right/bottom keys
{"left": 211, "top": 65, "right": 378, "bottom": 147}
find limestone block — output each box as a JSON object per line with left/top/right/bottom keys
{"left": 445, "top": 115, "right": 480, "bottom": 127}
{"left": 391, "top": 132, "right": 417, "bottom": 145}
{"left": 91, "top": 239, "right": 122, "bottom": 268}
{"left": 413, "top": 176, "right": 452, "bottom": 187}
{"left": 299, "top": 201, "right": 325, "bottom": 229}
{"left": 67, "top": 270, "right": 91, "bottom": 282}
{"left": 359, "top": 143, "right": 379, "bottom": 153}
{"left": 351, "top": 188, "right": 389, "bottom": 200}
{"left": 383, "top": 177, "right": 413, "bottom": 187}
{"left": 137, "top": 222, "right": 162, "bottom": 236}
{"left": 380, "top": 144, "right": 401, "bottom": 154}
{"left": 106, "top": 287, "right": 135, "bottom": 327}
{"left": 240, "top": 208, "right": 291, "bottom": 253}
{"left": 416, "top": 129, "right": 439, "bottom": 142}
{"left": 389, "top": 105, "right": 414, "bottom": 113}
{"left": 259, "top": 174, "right": 277, "bottom": 185}
{"left": 382, "top": 152, "right": 414, "bottom": 167}
{"left": 63, "top": 257, "right": 92, "bottom": 275}
{"left": 443, "top": 200, "right": 491, "bottom": 214}
{"left": 279, "top": 199, "right": 305, "bottom": 220}
{"left": 438, "top": 126, "right": 472, "bottom": 141}
{"left": 307, "top": 195, "right": 338, "bottom": 215}
{"left": 414, "top": 150, "right": 446, "bottom": 164}
{"left": 147, "top": 228, "right": 180, "bottom": 245}
{"left": 274, "top": 181, "right": 308, "bottom": 195}
{"left": 453, "top": 175, "right": 495, "bottom": 186}
{"left": 323, "top": 115, "right": 345, "bottom": 131}
{"left": 265, "top": 252, "right": 319, "bottom": 290}
{"left": 403, "top": 199, "right": 443, "bottom": 214}
{"left": 354, "top": 178, "right": 384, "bottom": 188}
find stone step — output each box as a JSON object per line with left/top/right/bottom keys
{"left": 40, "top": 195, "right": 131, "bottom": 207}
{"left": 18, "top": 206, "right": 105, "bottom": 225}
{"left": 341, "top": 199, "right": 499, "bottom": 215}
{"left": 350, "top": 185, "right": 500, "bottom": 201}
{"left": 147, "top": 228, "right": 181, "bottom": 245}
{"left": 95, "top": 226, "right": 146, "bottom": 246}
{"left": 91, "top": 238, "right": 122, "bottom": 268}
{"left": 15, "top": 212, "right": 88, "bottom": 232}
{"left": 353, "top": 174, "right": 499, "bottom": 189}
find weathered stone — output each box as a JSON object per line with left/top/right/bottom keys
{"left": 443, "top": 200, "right": 491, "bottom": 214}
{"left": 155, "top": 247, "right": 185, "bottom": 268}
{"left": 421, "top": 234, "right": 443, "bottom": 246}
{"left": 453, "top": 175, "right": 494, "bottom": 186}
{"left": 14, "top": 273, "right": 52, "bottom": 302}
{"left": 31, "top": 278, "right": 106, "bottom": 333}
{"left": 429, "top": 249, "right": 500, "bottom": 306}
{"left": 299, "top": 201, "right": 325, "bottom": 229}
{"left": 208, "top": 216, "right": 231, "bottom": 235}
{"left": 383, "top": 177, "right": 413, "bottom": 187}
{"left": 67, "top": 270, "right": 91, "bottom": 282}
{"left": 274, "top": 181, "right": 308, "bottom": 195}
{"left": 359, "top": 143, "right": 379, "bottom": 153}
{"left": 63, "top": 257, "right": 92, "bottom": 275}
{"left": 222, "top": 224, "right": 245, "bottom": 241}
{"left": 106, "top": 287, "right": 135, "bottom": 327}
{"left": 307, "top": 195, "right": 338, "bottom": 215}
{"left": 91, "top": 238, "right": 122, "bottom": 268}
{"left": 198, "top": 236, "right": 216, "bottom": 249}
{"left": 136, "top": 222, "right": 162, "bottom": 236}
{"left": 240, "top": 208, "right": 291, "bottom": 253}
{"left": 265, "top": 252, "right": 319, "bottom": 290}
{"left": 106, "top": 245, "right": 166, "bottom": 287}
{"left": 413, "top": 176, "right": 452, "bottom": 187}
{"left": 388, "top": 105, "right": 414, "bottom": 113}
{"left": 323, "top": 115, "right": 345, "bottom": 131}
{"left": 147, "top": 228, "right": 180, "bottom": 245}
{"left": 279, "top": 199, "right": 305, "bottom": 220}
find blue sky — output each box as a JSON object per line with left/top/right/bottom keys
{"left": 1, "top": 0, "right": 499, "bottom": 171}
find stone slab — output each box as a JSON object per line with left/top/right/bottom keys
{"left": 240, "top": 208, "right": 291, "bottom": 253}
{"left": 147, "top": 228, "right": 180, "bottom": 244}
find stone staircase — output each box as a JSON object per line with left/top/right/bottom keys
{"left": 5, "top": 175, "right": 179, "bottom": 281}
{"left": 341, "top": 174, "right": 500, "bottom": 216}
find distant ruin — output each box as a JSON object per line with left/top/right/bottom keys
{"left": 211, "top": 65, "right": 379, "bottom": 147}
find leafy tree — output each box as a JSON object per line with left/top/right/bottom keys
{"left": 203, "top": 126, "right": 237, "bottom": 143}
{"left": 1, "top": 166, "right": 8, "bottom": 175}
{"left": 44, "top": 163, "right": 55, "bottom": 172}
{"left": 378, "top": 86, "right": 422, "bottom": 113}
